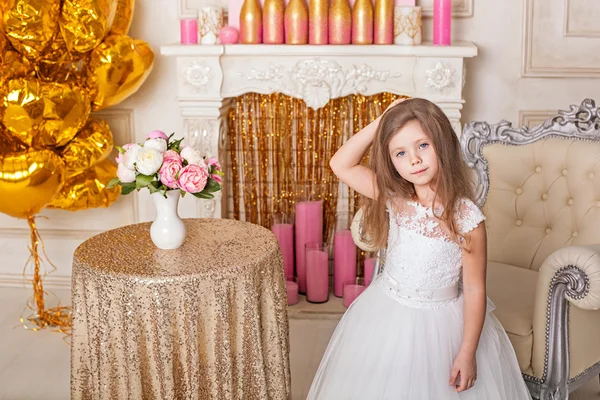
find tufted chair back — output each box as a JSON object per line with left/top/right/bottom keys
{"left": 462, "top": 99, "right": 600, "bottom": 271}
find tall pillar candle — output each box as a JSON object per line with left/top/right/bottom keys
{"left": 295, "top": 200, "right": 323, "bottom": 293}
{"left": 272, "top": 216, "right": 294, "bottom": 278}
{"left": 180, "top": 18, "right": 198, "bottom": 44}
{"left": 334, "top": 229, "right": 357, "bottom": 297}
{"left": 305, "top": 242, "right": 329, "bottom": 303}
{"left": 433, "top": 0, "right": 451, "bottom": 45}
{"left": 309, "top": 0, "right": 328, "bottom": 44}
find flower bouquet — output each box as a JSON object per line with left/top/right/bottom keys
{"left": 107, "top": 130, "right": 223, "bottom": 249}
{"left": 107, "top": 130, "right": 222, "bottom": 197}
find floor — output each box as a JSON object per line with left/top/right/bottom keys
{"left": 0, "top": 287, "right": 598, "bottom": 399}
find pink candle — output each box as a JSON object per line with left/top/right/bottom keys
{"left": 306, "top": 246, "right": 329, "bottom": 303}
{"left": 433, "top": 0, "right": 451, "bottom": 45}
{"left": 295, "top": 200, "right": 323, "bottom": 293}
{"left": 286, "top": 279, "right": 299, "bottom": 305}
{"left": 272, "top": 223, "right": 294, "bottom": 278}
{"left": 180, "top": 18, "right": 199, "bottom": 44}
{"left": 343, "top": 283, "right": 365, "bottom": 307}
{"left": 364, "top": 257, "right": 375, "bottom": 286}
{"left": 333, "top": 229, "right": 357, "bottom": 297}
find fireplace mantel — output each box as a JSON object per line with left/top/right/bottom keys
{"left": 160, "top": 42, "right": 477, "bottom": 218}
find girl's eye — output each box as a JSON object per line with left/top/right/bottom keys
{"left": 419, "top": 143, "right": 429, "bottom": 149}
{"left": 396, "top": 151, "right": 405, "bottom": 157}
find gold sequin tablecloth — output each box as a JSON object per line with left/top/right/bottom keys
{"left": 71, "top": 219, "right": 290, "bottom": 400}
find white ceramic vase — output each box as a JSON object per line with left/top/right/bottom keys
{"left": 150, "top": 190, "right": 186, "bottom": 250}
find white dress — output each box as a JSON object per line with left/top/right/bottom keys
{"left": 307, "top": 198, "right": 532, "bottom": 400}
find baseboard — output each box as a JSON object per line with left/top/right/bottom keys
{"left": 0, "top": 273, "right": 71, "bottom": 289}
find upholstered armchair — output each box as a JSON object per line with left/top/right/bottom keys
{"left": 460, "top": 99, "right": 600, "bottom": 399}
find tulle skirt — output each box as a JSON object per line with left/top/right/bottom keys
{"left": 307, "top": 277, "right": 532, "bottom": 400}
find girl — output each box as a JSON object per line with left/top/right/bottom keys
{"left": 307, "top": 98, "right": 531, "bottom": 399}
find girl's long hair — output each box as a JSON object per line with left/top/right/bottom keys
{"left": 362, "top": 98, "right": 475, "bottom": 250}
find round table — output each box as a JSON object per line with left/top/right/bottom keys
{"left": 70, "top": 219, "right": 290, "bottom": 400}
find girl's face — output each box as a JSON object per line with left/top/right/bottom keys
{"left": 387, "top": 120, "right": 439, "bottom": 189}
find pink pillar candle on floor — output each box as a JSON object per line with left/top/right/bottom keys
{"left": 295, "top": 200, "right": 323, "bottom": 293}
{"left": 343, "top": 283, "right": 365, "bottom": 307}
{"left": 305, "top": 243, "right": 329, "bottom": 303}
{"left": 433, "top": 0, "right": 451, "bottom": 45}
{"left": 286, "top": 278, "right": 299, "bottom": 305}
{"left": 180, "top": 18, "right": 199, "bottom": 44}
{"left": 334, "top": 229, "right": 357, "bottom": 297}
{"left": 272, "top": 223, "right": 294, "bottom": 278}
{"left": 364, "top": 257, "right": 375, "bottom": 286}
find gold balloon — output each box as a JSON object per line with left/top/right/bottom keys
{"left": 86, "top": 34, "right": 154, "bottom": 111}
{"left": 62, "top": 118, "right": 114, "bottom": 177}
{"left": 110, "top": 0, "right": 135, "bottom": 35}
{"left": 3, "top": 0, "right": 61, "bottom": 60}
{"left": 0, "top": 149, "right": 65, "bottom": 219}
{"left": 38, "top": 81, "right": 91, "bottom": 147}
{"left": 48, "top": 159, "right": 120, "bottom": 211}
{"left": 60, "top": 0, "right": 119, "bottom": 54}
{"left": 36, "top": 33, "right": 86, "bottom": 84}
{"left": 0, "top": 127, "right": 27, "bottom": 154}
{"left": 2, "top": 78, "right": 91, "bottom": 148}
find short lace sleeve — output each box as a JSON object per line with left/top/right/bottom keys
{"left": 455, "top": 198, "right": 485, "bottom": 234}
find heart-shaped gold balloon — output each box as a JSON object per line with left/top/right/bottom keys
{"left": 48, "top": 158, "right": 119, "bottom": 211}
{"left": 36, "top": 33, "right": 86, "bottom": 85}
{"left": 62, "top": 117, "right": 114, "bottom": 177}
{"left": 60, "top": 0, "right": 119, "bottom": 54}
{"left": 0, "top": 149, "right": 65, "bottom": 219}
{"left": 2, "top": 78, "right": 91, "bottom": 148}
{"left": 86, "top": 34, "right": 154, "bottom": 111}
{"left": 109, "top": 0, "right": 135, "bottom": 35}
{"left": 3, "top": 0, "right": 61, "bottom": 60}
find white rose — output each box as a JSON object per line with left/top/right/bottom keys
{"left": 117, "top": 163, "right": 136, "bottom": 183}
{"left": 144, "top": 138, "right": 167, "bottom": 153}
{"left": 123, "top": 144, "right": 143, "bottom": 170}
{"left": 180, "top": 146, "right": 204, "bottom": 167}
{"left": 135, "top": 148, "right": 164, "bottom": 176}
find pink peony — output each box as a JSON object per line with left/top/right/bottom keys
{"left": 178, "top": 164, "right": 209, "bottom": 193}
{"left": 163, "top": 150, "right": 182, "bottom": 163}
{"left": 207, "top": 157, "right": 222, "bottom": 171}
{"left": 211, "top": 174, "right": 223, "bottom": 184}
{"left": 159, "top": 160, "right": 183, "bottom": 189}
{"left": 147, "top": 130, "right": 168, "bottom": 140}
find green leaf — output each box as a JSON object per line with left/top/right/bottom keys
{"left": 115, "top": 145, "right": 126, "bottom": 154}
{"left": 191, "top": 191, "right": 214, "bottom": 199}
{"left": 204, "top": 179, "right": 221, "bottom": 193}
{"left": 121, "top": 185, "right": 136, "bottom": 195}
{"left": 148, "top": 184, "right": 160, "bottom": 194}
{"left": 106, "top": 177, "right": 120, "bottom": 189}
{"left": 136, "top": 174, "right": 154, "bottom": 188}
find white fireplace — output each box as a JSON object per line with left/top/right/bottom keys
{"left": 160, "top": 42, "right": 477, "bottom": 219}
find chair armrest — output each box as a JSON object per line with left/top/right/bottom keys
{"left": 537, "top": 244, "right": 600, "bottom": 311}
{"left": 530, "top": 244, "right": 600, "bottom": 386}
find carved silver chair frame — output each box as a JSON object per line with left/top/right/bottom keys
{"left": 461, "top": 98, "right": 600, "bottom": 400}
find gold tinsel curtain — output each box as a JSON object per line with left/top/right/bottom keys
{"left": 227, "top": 92, "right": 403, "bottom": 245}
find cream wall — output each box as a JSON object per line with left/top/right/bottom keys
{"left": 1, "top": 0, "right": 599, "bottom": 287}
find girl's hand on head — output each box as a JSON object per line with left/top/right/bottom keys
{"left": 449, "top": 351, "right": 477, "bottom": 392}
{"left": 384, "top": 97, "right": 407, "bottom": 113}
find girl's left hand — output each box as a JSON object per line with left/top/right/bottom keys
{"left": 449, "top": 351, "right": 477, "bottom": 392}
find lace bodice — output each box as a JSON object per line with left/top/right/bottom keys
{"left": 381, "top": 198, "right": 485, "bottom": 308}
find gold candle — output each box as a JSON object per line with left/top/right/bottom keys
{"left": 240, "top": 0, "right": 263, "bottom": 43}
{"left": 263, "top": 0, "right": 285, "bottom": 44}
{"left": 309, "top": 0, "right": 328, "bottom": 44}
{"left": 374, "top": 0, "right": 393, "bottom": 44}
{"left": 352, "top": 0, "right": 373, "bottom": 44}
{"left": 285, "top": 0, "right": 308, "bottom": 44}
{"left": 328, "top": 0, "right": 351, "bottom": 44}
